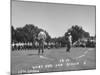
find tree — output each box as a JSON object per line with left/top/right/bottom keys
{"left": 83, "top": 32, "right": 90, "bottom": 38}
{"left": 11, "top": 24, "right": 52, "bottom": 48}
{"left": 11, "top": 26, "right": 16, "bottom": 43}
{"left": 65, "top": 25, "right": 90, "bottom": 43}
{"left": 45, "top": 31, "right": 51, "bottom": 43}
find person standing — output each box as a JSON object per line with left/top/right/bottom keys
{"left": 66, "top": 32, "right": 72, "bottom": 52}
{"left": 38, "top": 31, "right": 46, "bottom": 55}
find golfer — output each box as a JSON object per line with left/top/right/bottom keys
{"left": 66, "top": 32, "right": 72, "bottom": 52}
{"left": 38, "top": 31, "right": 46, "bottom": 55}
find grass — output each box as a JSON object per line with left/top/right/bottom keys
{"left": 11, "top": 47, "right": 96, "bottom": 75}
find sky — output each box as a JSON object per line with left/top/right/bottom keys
{"left": 12, "top": 0, "right": 96, "bottom": 38}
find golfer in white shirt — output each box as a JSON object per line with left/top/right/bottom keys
{"left": 38, "top": 31, "right": 46, "bottom": 55}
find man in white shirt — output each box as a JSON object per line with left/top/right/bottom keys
{"left": 38, "top": 31, "right": 46, "bottom": 55}
{"left": 66, "top": 32, "right": 72, "bottom": 52}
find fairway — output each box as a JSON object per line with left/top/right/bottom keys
{"left": 11, "top": 47, "right": 96, "bottom": 75}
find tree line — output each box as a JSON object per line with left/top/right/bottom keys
{"left": 11, "top": 24, "right": 51, "bottom": 43}
{"left": 11, "top": 24, "right": 93, "bottom": 50}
